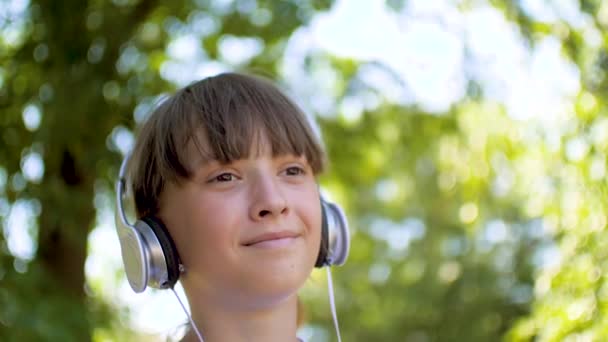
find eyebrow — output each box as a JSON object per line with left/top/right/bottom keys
{"left": 184, "top": 134, "right": 217, "bottom": 169}
{"left": 187, "top": 154, "right": 218, "bottom": 175}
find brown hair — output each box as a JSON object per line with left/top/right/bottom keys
{"left": 128, "top": 72, "right": 326, "bottom": 218}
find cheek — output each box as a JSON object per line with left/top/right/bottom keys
{"left": 293, "top": 189, "right": 323, "bottom": 240}
{"left": 163, "top": 193, "right": 236, "bottom": 265}
{"left": 300, "top": 198, "right": 323, "bottom": 269}
{"left": 309, "top": 202, "right": 323, "bottom": 237}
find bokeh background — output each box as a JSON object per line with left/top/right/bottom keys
{"left": 2, "top": 0, "right": 608, "bottom": 341}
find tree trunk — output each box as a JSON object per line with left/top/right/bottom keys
{"left": 35, "top": 149, "right": 94, "bottom": 341}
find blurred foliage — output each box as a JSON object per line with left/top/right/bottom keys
{"left": 0, "top": 0, "right": 607, "bottom": 341}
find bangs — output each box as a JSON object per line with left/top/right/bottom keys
{"left": 169, "top": 73, "right": 325, "bottom": 176}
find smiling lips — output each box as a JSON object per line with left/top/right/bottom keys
{"left": 244, "top": 231, "right": 300, "bottom": 248}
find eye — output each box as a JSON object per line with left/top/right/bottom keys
{"left": 209, "top": 172, "right": 236, "bottom": 182}
{"left": 284, "top": 166, "right": 306, "bottom": 176}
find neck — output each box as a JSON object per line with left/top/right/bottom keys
{"left": 181, "top": 290, "right": 300, "bottom": 342}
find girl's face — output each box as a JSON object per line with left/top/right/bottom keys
{"left": 158, "top": 136, "right": 322, "bottom": 309}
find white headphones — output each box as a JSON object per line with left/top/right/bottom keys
{"left": 115, "top": 153, "right": 351, "bottom": 293}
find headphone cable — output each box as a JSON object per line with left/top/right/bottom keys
{"left": 171, "top": 287, "right": 205, "bottom": 342}
{"left": 326, "top": 267, "right": 343, "bottom": 342}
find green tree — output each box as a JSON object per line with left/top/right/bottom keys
{"left": 0, "top": 0, "right": 331, "bottom": 340}
{"left": 492, "top": 1, "right": 608, "bottom": 340}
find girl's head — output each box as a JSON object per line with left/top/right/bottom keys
{"left": 127, "top": 72, "right": 327, "bottom": 308}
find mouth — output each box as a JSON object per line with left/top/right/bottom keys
{"left": 243, "top": 231, "right": 300, "bottom": 248}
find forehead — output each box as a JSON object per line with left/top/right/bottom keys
{"left": 183, "top": 127, "right": 278, "bottom": 170}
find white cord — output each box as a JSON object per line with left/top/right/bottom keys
{"left": 326, "top": 267, "right": 343, "bottom": 342}
{"left": 171, "top": 287, "right": 205, "bottom": 342}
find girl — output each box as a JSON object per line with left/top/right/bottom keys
{"left": 115, "top": 73, "right": 349, "bottom": 342}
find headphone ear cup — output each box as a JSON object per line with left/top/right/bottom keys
{"left": 115, "top": 219, "right": 150, "bottom": 293}
{"left": 140, "top": 216, "right": 181, "bottom": 289}
{"left": 315, "top": 197, "right": 350, "bottom": 267}
{"left": 315, "top": 202, "right": 329, "bottom": 267}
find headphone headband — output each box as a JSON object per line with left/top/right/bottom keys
{"left": 115, "top": 153, "right": 131, "bottom": 229}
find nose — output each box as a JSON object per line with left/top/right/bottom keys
{"left": 249, "top": 174, "right": 289, "bottom": 221}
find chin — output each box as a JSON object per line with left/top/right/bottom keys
{"left": 239, "top": 258, "right": 314, "bottom": 302}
